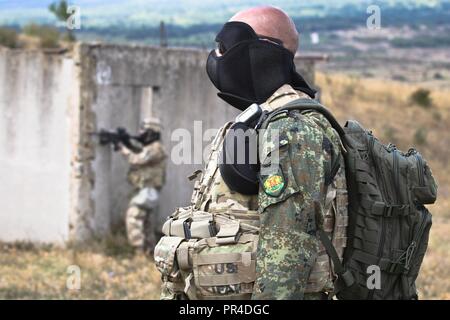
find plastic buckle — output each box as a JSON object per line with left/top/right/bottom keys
{"left": 371, "top": 201, "right": 385, "bottom": 216}
{"left": 398, "top": 205, "right": 409, "bottom": 217}
{"left": 384, "top": 206, "right": 393, "bottom": 217}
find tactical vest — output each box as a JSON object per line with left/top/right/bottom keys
{"left": 154, "top": 86, "right": 348, "bottom": 299}
{"left": 127, "top": 141, "right": 167, "bottom": 190}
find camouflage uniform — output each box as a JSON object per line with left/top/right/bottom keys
{"left": 154, "top": 85, "right": 347, "bottom": 300}
{"left": 252, "top": 85, "right": 348, "bottom": 299}
{"left": 121, "top": 120, "right": 167, "bottom": 252}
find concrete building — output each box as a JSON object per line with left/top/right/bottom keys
{"left": 0, "top": 43, "right": 324, "bottom": 243}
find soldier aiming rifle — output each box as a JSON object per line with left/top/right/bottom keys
{"left": 92, "top": 118, "right": 167, "bottom": 254}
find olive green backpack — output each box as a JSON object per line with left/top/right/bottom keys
{"left": 261, "top": 98, "right": 437, "bottom": 300}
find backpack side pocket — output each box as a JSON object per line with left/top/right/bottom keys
{"left": 408, "top": 150, "right": 437, "bottom": 205}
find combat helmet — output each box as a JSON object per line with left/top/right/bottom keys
{"left": 140, "top": 117, "right": 162, "bottom": 132}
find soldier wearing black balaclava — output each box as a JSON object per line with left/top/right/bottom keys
{"left": 154, "top": 6, "right": 347, "bottom": 300}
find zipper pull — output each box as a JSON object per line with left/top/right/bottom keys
{"left": 407, "top": 148, "right": 417, "bottom": 156}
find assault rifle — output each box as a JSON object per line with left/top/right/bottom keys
{"left": 91, "top": 127, "right": 160, "bottom": 154}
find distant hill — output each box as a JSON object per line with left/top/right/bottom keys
{"left": 2, "top": 0, "right": 449, "bottom": 88}
{"left": 0, "top": 0, "right": 448, "bottom": 28}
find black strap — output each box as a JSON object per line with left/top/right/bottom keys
{"left": 352, "top": 249, "right": 409, "bottom": 274}
{"left": 360, "top": 198, "right": 411, "bottom": 217}
{"left": 317, "top": 229, "right": 355, "bottom": 296}
{"left": 327, "top": 153, "right": 341, "bottom": 186}
{"left": 261, "top": 98, "right": 350, "bottom": 147}
{"left": 317, "top": 230, "right": 344, "bottom": 275}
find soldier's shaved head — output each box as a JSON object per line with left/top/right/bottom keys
{"left": 230, "top": 6, "right": 299, "bottom": 54}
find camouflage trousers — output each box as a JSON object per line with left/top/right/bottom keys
{"left": 125, "top": 205, "right": 156, "bottom": 253}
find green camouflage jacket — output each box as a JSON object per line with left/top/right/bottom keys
{"left": 252, "top": 85, "right": 347, "bottom": 300}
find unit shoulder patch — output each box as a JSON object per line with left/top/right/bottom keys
{"left": 262, "top": 173, "right": 286, "bottom": 197}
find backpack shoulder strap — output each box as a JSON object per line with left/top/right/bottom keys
{"left": 317, "top": 229, "right": 355, "bottom": 296}
{"left": 260, "top": 98, "right": 350, "bottom": 148}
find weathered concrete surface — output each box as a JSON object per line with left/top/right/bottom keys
{"left": 79, "top": 43, "right": 319, "bottom": 233}
{"left": 0, "top": 48, "right": 74, "bottom": 243}
{"left": 0, "top": 42, "right": 319, "bottom": 242}
{"left": 80, "top": 44, "right": 240, "bottom": 231}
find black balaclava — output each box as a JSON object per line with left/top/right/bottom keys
{"left": 206, "top": 21, "right": 316, "bottom": 111}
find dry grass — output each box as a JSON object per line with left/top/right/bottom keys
{"left": 0, "top": 235, "right": 161, "bottom": 300}
{"left": 417, "top": 220, "right": 450, "bottom": 299}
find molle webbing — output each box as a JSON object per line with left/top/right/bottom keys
{"left": 263, "top": 98, "right": 436, "bottom": 300}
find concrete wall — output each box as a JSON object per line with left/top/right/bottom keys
{"left": 0, "top": 48, "right": 74, "bottom": 243}
{"left": 76, "top": 43, "right": 318, "bottom": 235}
{"left": 0, "top": 43, "right": 318, "bottom": 242}
{"left": 78, "top": 44, "right": 241, "bottom": 232}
